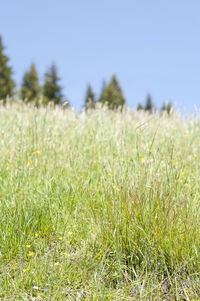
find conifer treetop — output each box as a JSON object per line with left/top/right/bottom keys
{"left": 43, "top": 63, "right": 64, "bottom": 105}
{"left": 0, "top": 35, "right": 15, "bottom": 100}
{"left": 99, "top": 74, "right": 125, "bottom": 109}
{"left": 20, "top": 62, "right": 40, "bottom": 103}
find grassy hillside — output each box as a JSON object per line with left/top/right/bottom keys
{"left": 0, "top": 105, "right": 199, "bottom": 300}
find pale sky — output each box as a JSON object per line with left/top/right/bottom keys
{"left": 1, "top": 0, "right": 200, "bottom": 112}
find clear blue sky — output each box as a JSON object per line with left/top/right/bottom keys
{"left": 1, "top": 0, "right": 200, "bottom": 112}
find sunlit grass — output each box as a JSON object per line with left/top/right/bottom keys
{"left": 0, "top": 104, "right": 199, "bottom": 299}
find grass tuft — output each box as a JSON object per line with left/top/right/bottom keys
{"left": 0, "top": 105, "right": 199, "bottom": 299}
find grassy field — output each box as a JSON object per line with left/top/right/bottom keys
{"left": 0, "top": 105, "right": 199, "bottom": 300}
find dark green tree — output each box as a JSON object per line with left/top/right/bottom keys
{"left": 84, "top": 84, "right": 95, "bottom": 110}
{"left": 98, "top": 74, "right": 125, "bottom": 109}
{"left": 43, "top": 63, "right": 64, "bottom": 105}
{"left": 161, "top": 101, "right": 173, "bottom": 114}
{"left": 20, "top": 63, "right": 40, "bottom": 103}
{"left": 137, "top": 103, "right": 144, "bottom": 111}
{"left": 0, "top": 36, "right": 15, "bottom": 101}
{"left": 144, "top": 94, "right": 153, "bottom": 112}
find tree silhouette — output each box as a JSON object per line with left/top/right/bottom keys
{"left": 137, "top": 103, "right": 144, "bottom": 111}
{"left": 84, "top": 84, "right": 96, "bottom": 110}
{"left": 43, "top": 63, "right": 64, "bottom": 105}
{"left": 99, "top": 74, "right": 125, "bottom": 109}
{"left": 0, "top": 36, "right": 15, "bottom": 102}
{"left": 20, "top": 63, "right": 40, "bottom": 103}
{"left": 161, "top": 102, "right": 173, "bottom": 114}
{"left": 144, "top": 94, "right": 153, "bottom": 112}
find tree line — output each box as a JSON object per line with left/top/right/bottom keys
{"left": 0, "top": 35, "right": 173, "bottom": 113}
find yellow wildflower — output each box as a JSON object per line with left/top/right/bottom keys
{"left": 54, "top": 262, "right": 60, "bottom": 266}
{"left": 141, "top": 158, "right": 145, "bottom": 163}
{"left": 28, "top": 160, "right": 31, "bottom": 163}
{"left": 28, "top": 252, "right": 34, "bottom": 257}
{"left": 116, "top": 187, "right": 120, "bottom": 191}
{"left": 58, "top": 237, "right": 63, "bottom": 241}
{"left": 35, "top": 233, "right": 39, "bottom": 237}
{"left": 36, "top": 150, "right": 40, "bottom": 154}
{"left": 67, "top": 232, "right": 72, "bottom": 236}
{"left": 22, "top": 269, "right": 27, "bottom": 272}
{"left": 26, "top": 245, "right": 31, "bottom": 248}
{"left": 66, "top": 241, "right": 70, "bottom": 244}
{"left": 181, "top": 172, "right": 184, "bottom": 176}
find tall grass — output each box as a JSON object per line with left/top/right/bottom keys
{"left": 0, "top": 104, "right": 199, "bottom": 300}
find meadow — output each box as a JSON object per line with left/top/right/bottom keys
{"left": 0, "top": 104, "right": 199, "bottom": 300}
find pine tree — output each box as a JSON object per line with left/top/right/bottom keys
{"left": 137, "top": 103, "right": 144, "bottom": 111}
{"left": 84, "top": 84, "right": 95, "bottom": 110}
{"left": 0, "top": 36, "right": 15, "bottom": 102}
{"left": 99, "top": 74, "right": 125, "bottom": 109}
{"left": 20, "top": 63, "right": 40, "bottom": 103}
{"left": 161, "top": 101, "right": 173, "bottom": 114}
{"left": 144, "top": 94, "right": 153, "bottom": 112}
{"left": 43, "top": 63, "right": 64, "bottom": 105}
